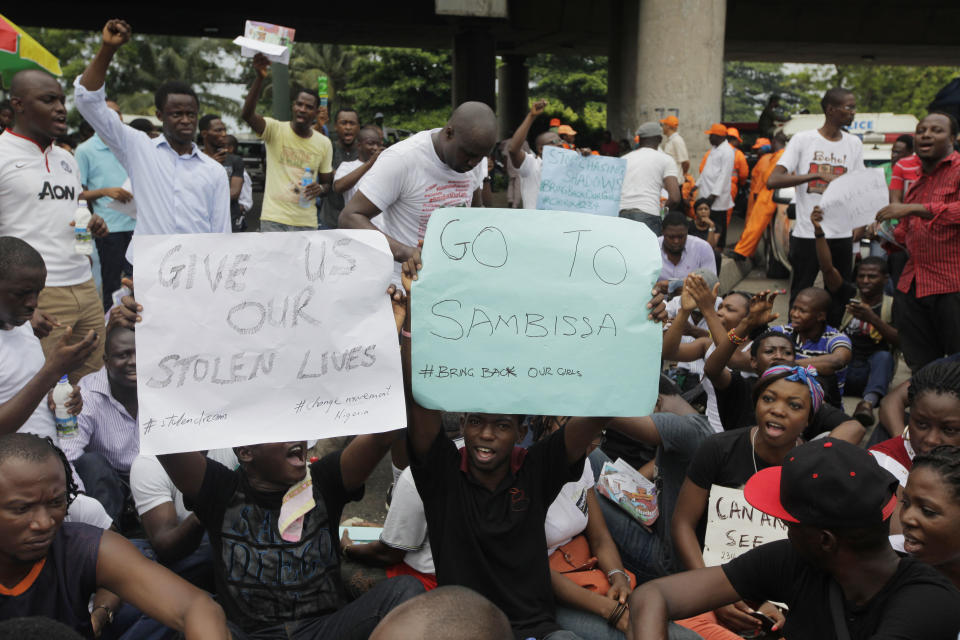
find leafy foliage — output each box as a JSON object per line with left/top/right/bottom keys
{"left": 527, "top": 53, "right": 608, "bottom": 144}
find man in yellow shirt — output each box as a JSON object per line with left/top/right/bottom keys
{"left": 242, "top": 53, "right": 333, "bottom": 231}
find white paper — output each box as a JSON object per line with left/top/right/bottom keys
{"left": 702, "top": 485, "right": 788, "bottom": 566}
{"left": 818, "top": 168, "right": 889, "bottom": 236}
{"left": 106, "top": 178, "right": 136, "bottom": 220}
{"left": 235, "top": 21, "right": 295, "bottom": 65}
{"left": 132, "top": 230, "right": 405, "bottom": 454}
{"left": 233, "top": 36, "right": 288, "bottom": 61}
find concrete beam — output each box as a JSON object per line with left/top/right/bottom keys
{"left": 497, "top": 54, "right": 529, "bottom": 139}
{"left": 452, "top": 29, "right": 496, "bottom": 108}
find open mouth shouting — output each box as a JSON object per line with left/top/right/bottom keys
{"left": 286, "top": 442, "right": 307, "bottom": 468}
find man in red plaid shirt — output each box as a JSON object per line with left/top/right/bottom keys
{"left": 876, "top": 111, "right": 960, "bottom": 370}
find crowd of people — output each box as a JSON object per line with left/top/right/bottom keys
{"left": 0, "top": 15, "right": 958, "bottom": 640}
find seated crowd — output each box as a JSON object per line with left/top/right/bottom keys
{"left": 0, "top": 17, "right": 958, "bottom": 640}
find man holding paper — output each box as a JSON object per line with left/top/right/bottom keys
{"left": 242, "top": 52, "right": 333, "bottom": 232}
{"left": 767, "top": 88, "right": 864, "bottom": 302}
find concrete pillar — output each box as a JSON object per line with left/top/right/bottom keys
{"left": 608, "top": 0, "right": 726, "bottom": 174}
{"left": 452, "top": 29, "right": 496, "bottom": 109}
{"left": 271, "top": 63, "right": 290, "bottom": 121}
{"left": 497, "top": 54, "right": 529, "bottom": 139}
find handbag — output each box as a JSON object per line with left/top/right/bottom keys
{"left": 548, "top": 534, "right": 636, "bottom": 592}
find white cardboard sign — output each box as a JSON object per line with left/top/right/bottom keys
{"left": 702, "top": 485, "right": 789, "bottom": 566}
{"left": 132, "top": 230, "right": 405, "bottom": 454}
{"left": 817, "top": 168, "right": 889, "bottom": 236}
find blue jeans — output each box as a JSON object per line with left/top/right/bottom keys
{"left": 844, "top": 350, "right": 894, "bottom": 399}
{"left": 227, "top": 575, "right": 424, "bottom": 640}
{"left": 556, "top": 606, "right": 703, "bottom": 640}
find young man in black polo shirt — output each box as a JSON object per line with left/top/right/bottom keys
{"left": 627, "top": 438, "right": 960, "bottom": 640}
{"left": 399, "top": 252, "right": 666, "bottom": 640}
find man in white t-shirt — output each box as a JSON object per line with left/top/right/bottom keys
{"left": 696, "top": 123, "right": 736, "bottom": 249}
{"left": 619, "top": 121, "right": 681, "bottom": 236}
{"left": 658, "top": 115, "right": 690, "bottom": 177}
{"left": 0, "top": 70, "right": 108, "bottom": 381}
{"left": 0, "top": 237, "right": 97, "bottom": 440}
{"left": 334, "top": 125, "right": 385, "bottom": 210}
{"left": 339, "top": 102, "right": 496, "bottom": 281}
{"left": 506, "top": 99, "right": 564, "bottom": 209}
{"left": 767, "top": 87, "right": 865, "bottom": 301}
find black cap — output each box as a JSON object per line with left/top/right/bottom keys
{"left": 745, "top": 438, "right": 899, "bottom": 529}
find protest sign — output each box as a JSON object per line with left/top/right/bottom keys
{"left": 702, "top": 485, "right": 788, "bottom": 566}
{"left": 236, "top": 21, "right": 295, "bottom": 65}
{"left": 411, "top": 207, "right": 662, "bottom": 416}
{"left": 132, "top": 231, "right": 405, "bottom": 454}
{"left": 818, "top": 168, "right": 888, "bottom": 236}
{"left": 537, "top": 146, "right": 627, "bottom": 216}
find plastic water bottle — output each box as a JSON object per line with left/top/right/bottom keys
{"left": 52, "top": 375, "right": 78, "bottom": 439}
{"left": 317, "top": 75, "right": 329, "bottom": 108}
{"left": 74, "top": 207, "right": 93, "bottom": 255}
{"left": 299, "top": 167, "right": 313, "bottom": 208}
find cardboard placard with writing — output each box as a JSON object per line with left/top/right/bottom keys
{"left": 703, "top": 484, "right": 789, "bottom": 566}
{"left": 132, "top": 231, "right": 405, "bottom": 454}
{"left": 818, "top": 168, "right": 889, "bottom": 236}
{"left": 411, "top": 207, "right": 661, "bottom": 416}
{"left": 537, "top": 146, "right": 627, "bottom": 216}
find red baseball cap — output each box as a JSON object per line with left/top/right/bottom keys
{"left": 745, "top": 438, "right": 899, "bottom": 528}
{"left": 704, "top": 123, "right": 727, "bottom": 136}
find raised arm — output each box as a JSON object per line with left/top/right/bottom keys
{"left": 563, "top": 416, "right": 608, "bottom": 465}
{"left": 810, "top": 207, "right": 844, "bottom": 293}
{"left": 0, "top": 329, "right": 97, "bottom": 435}
{"left": 341, "top": 429, "right": 403, "bottom": 493}
{"left": 78, "top": 19, "right": 129, "bottom": 92}
{"left": 96, "top": 530, "right": 229, "bottom": 639}
{"left": 878, "top": 377, "right": 909, "bottom": 438}
{"left": 508, "top": 99, "right": 546, "bottom": 168}
{"left": 241, "top": 53, "right": 269, "bottom": 136}
{"left": 704, "top": 291, "right": 779, "bottom": 391}
{"left": 400, "top": 249, "right": 442, "bottom": 460}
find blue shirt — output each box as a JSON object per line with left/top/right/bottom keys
{"left": 74, "top": 134, "right": 135, "bottom": 232}
{"left": 771, "top": 323, "right": 852, "bottom": 407}
{"left": 73, "top": 78, "right": 231, "bottom": 264}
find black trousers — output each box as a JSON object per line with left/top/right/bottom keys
{"left": 788, "top": 235, "right": 853, "bottom": 303}
{"left": 95, "top": 231, "right": 133, "bottom": 311}
{"left": 894, "top": 285, "right": 960, "bottom": 370}
{"left": 710, "top": 210, "right": 728, "bottom": 250}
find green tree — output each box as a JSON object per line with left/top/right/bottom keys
{"left": 833, "top": 65, "right": 960, "bottom": 117}
{"left": 527, "top": 53, "right": 607, "bottom": 143}
{"left": 290, "top": 43, "right": 356, "bottom": 111}
{"left": 337, "top": 46, "right": 452, "bottom": 131}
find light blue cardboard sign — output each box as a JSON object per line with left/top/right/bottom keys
{"left": 536, "top": 145, "right": 627, "bottom": 216}
{"left": 411, "top": 207, "right": 662, "bottom": 417}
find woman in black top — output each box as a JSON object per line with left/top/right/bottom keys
{"left": 670, "top": 365, "right": 824, "bottom": 635}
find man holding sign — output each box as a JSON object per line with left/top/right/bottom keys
{"left": 123, "top": 276, "right": 424, "bottom": 639}
{"left": 399, "top": 208, "right": 666, "bottom": 640}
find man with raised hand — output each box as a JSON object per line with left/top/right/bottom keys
{"left": 242, "top": 52, "right": 333, "bottom": 232}
{"left": 75, "top": 19, "right": 231, "bottom": 265}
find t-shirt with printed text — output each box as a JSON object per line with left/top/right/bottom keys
{"left": 259, "top": 117, "right": 333, "bottom": 228}
{"left": 776, "top": 128, "right": 864, "bottom": 238}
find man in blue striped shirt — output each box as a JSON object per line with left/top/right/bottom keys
{"left": 61, "top": 326, "right": 138, "bottom": 525}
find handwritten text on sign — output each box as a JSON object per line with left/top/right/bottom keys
{"left": 703, "top": 485, "right": 788, "bottom": 566}
{"left": 132, "top": 231, "right": 405, "bottom": 454}
{"left": 537, "top": 146, "right": 627, "bottom": 216}
{"left": 818, "top": 168, "right": 889, "bottom": 236}
{"left": 411, "top": 208, "right": 662, "bottom": 416}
